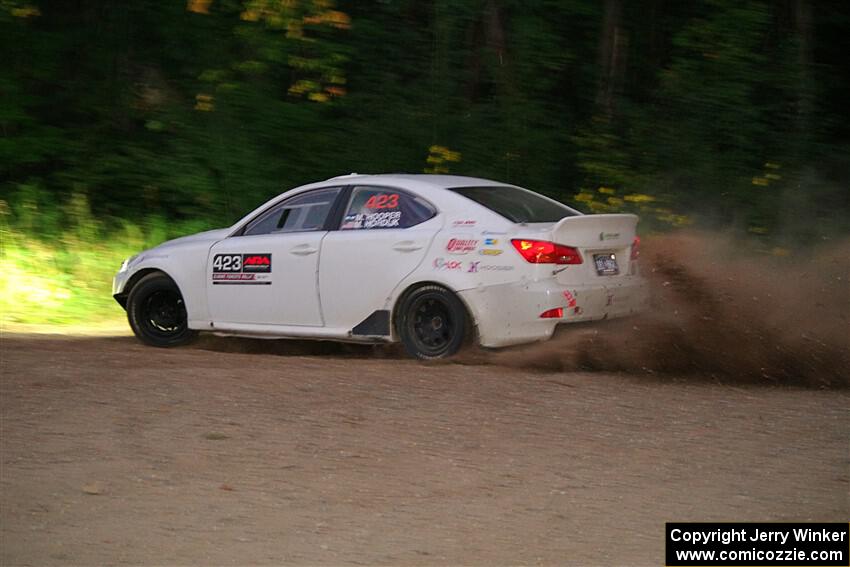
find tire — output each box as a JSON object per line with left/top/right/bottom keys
{"left": 127, "top": 272, "right": 197, "bottom": 347}
{"left": 397, "top": 285, "right": 468, "bottom": 359}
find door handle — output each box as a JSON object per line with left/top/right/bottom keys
{"left": 392, "top": 241, "right": 423, "bottom": 252}
{"left": 290, "top": 244, "right": 318, "bottom": 256}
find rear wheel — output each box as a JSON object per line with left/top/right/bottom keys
{"left": 127, "top": 273, "right": 197, "bottom": 347}
{"left": 397, "top": 285, "right": 468, "bottom": 359}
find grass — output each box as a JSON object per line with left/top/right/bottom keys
{"left": 1, "top": 228, "right": 140, "bottom": 326}
{"left": 0, "top": 195, "right": 216, "bottom": 328}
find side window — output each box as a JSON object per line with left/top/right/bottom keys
{"left": 339, "top": 186, "right": 436, "bottom": 230}
{"left": 243, "top": 187, "right": 341, "bottom": 236}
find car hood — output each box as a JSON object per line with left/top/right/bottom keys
{"left": 152, "top": 228, "right": 231, "bottom": 251}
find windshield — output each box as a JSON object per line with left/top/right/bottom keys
{"left": 448, "top": 186, "right": 580, "bottom": 223}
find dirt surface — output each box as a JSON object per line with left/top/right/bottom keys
{"left": 1, "top": 335, "right": 848, "bottom": 566}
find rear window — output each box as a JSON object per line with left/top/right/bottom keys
{"left": 448, "top": 186, "right": 579, "bottom": 223}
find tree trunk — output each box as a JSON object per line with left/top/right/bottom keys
{"left": 596, "top": 0, "right": 627, "bottom": 117}
{"left": 792, "top": 0, "right": 813, "bottom": 145}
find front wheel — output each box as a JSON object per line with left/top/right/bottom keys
{"left": 397, "top": 285, "right": 468, "bottom": 359}
{"left": 127, "top": 273, "right": 197, "bottom": 347}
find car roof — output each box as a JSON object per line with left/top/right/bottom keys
{"left": 300, "top": 173, "right": 523, "bottom": 213}
{"left": 324, "top": 173, "right": 509, "bottom": 189}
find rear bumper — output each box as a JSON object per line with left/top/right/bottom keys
{"left": 459, "top": 275, "right": 649, "bottom": 348}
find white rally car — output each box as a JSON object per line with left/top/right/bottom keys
{"left": 113, "top": 174, "right": 648, "bottom": 358}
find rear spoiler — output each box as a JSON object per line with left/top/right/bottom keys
{"left": 552, "top": 214, "right": 638, "bottom": 249}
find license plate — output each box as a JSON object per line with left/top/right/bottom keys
{"left": 594, "top": 253, "right": 619, "bottom": 276}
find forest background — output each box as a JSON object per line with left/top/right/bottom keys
{"left": 1, "top": 0, "right": 848, "bottom": 325}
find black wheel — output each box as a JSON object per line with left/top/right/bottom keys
{"left": 127, "top": 273, "right": 197, "bottom": 347}
{"left": 397, "top": 285, "right": 468, "bottom": 359}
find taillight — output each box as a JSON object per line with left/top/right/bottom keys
{"left": 539, "top": 307, "right": 564, "bottom": 319}
{"left": 630, "top": 236, "right": 640, "bottom": 261}
{"left": 511, "top": 239, "right": 583, "bottom": 264}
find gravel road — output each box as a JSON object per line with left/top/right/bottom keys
{"left": 1, "top": 335, "right": 847, "bottom": 566}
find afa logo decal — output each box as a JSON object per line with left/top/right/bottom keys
{"left": 243, "top": 254, "right": 272, "bottom": 272}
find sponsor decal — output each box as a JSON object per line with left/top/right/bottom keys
{"left": 365, "top": 193, "right": 399, "bottom": 209}
{"left": 561, "top": 290, "right": 585, "bottom": 313}
{"left": 342, "top": 210, "right": 402, "bottom": 230}
{"left": 452, "top": 219, "right": 477, "bottom": 227}
{"left": 478, "top": 237, "right": 503, "bottom": 255}
{"left": 446, "top": 238, "right": 478, "bottom": 254}
{"left": 469, "top": 263, "right": 514, "bottom": 272}
{"left": 433, "top": 257, "right": 463, "bottom": 270}
{"left": 599, "top": 231, "right": 620, "bottom": 241}
{"left": 212, "top": 253, "right": 272, "bottom": 284}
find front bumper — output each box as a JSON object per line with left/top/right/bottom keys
{"left": 459, "top": 275, "right": 649, "bottom": 348}
{"left": 112, "top": 271, "right": 132, "bottom": 309}
{"left": 112, "top": 270, "right": 130, "bottom": 296}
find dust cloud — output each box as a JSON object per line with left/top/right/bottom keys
{"left": 490, "top": 232, "right": 850, "bottom": 388}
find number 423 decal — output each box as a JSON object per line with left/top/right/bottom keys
{"left": 365, "top": 194, "right": 399, "bottom": 209}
